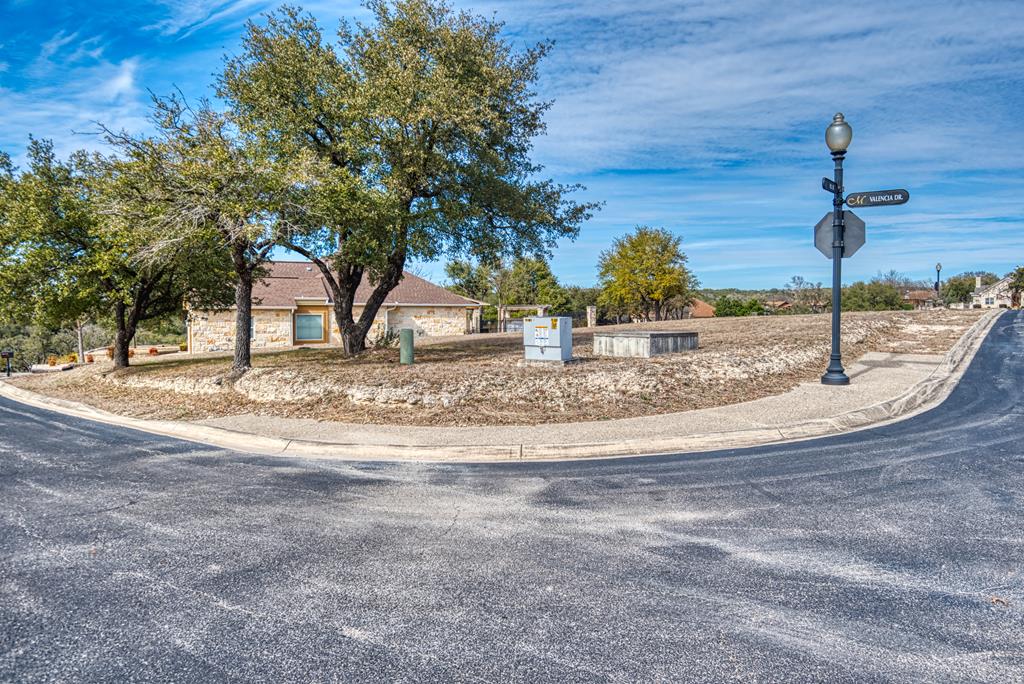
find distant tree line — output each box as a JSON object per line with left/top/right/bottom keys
{"left": 446, "top": 226, "right": 700, "bottom": 324}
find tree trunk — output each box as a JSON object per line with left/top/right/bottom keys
{"left": 232, "top": 270, "right": 254, "bottom": 372}
{"left": 653, "top": 300, "right": 663, "bottom": 321}
{"left": 76, "top": 320, "right": 86, "bottom": 364}
{"left": 231, "top": 242, "right": 255, "bottom": 373}
{"left": 113, "top": 302, "right": 131, "bottom": 368}
{"left": 289, "top": 238, "right": 407, "bottom": 357}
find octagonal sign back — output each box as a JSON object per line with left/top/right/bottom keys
{"left": 815, "top": 210, "right": 865, "bottom": 259}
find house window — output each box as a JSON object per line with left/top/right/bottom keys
{"left": 985, "top": 297, "right": 995, "bottom": 306}
{"left": 250, "top": 318, "right": 256, "bottom": 341}
{"left": 295, "top": 313, "right": 324, "bottom": 342}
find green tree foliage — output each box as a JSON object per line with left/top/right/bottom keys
{"left": 444, "top": 259, "right": 498, "bottom": 302}
{"left": 219, "top": 1, "right": 597, "bottom": 354}
{"left": 841, "top": 281, "right": 909, "bottom": 311}
{"left": 597, "top": 226, "right": 697, "bottom": 321}
{"left": 1008, "top": 266, "right": 1024, "bottom": 307}
{"left": 0, "top": 140, "right": 231, "bottom": 368}
{"left": 941, "top": 271, "right": 998, "bottom": 305}
{"left": 504, "top": 258, "right": 570, "bottom": 312}
{"left": 445, "top": 257, "right": 571, "bottom": 312}
{"left": 101, "top": 96, "right": 294, "bottom": 372}
{"left": 714, "top": 296, "right": 764, "bottom": 317}
{"left": 563, "top": 285, "right": 601, "bottom": 315}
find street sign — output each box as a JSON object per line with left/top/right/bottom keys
{"left": 815, "top": 211, "right": 865, "bottom": 259}
{"left": 822, "top": 177, "right": 838, "bottom": 194}
{"left": 846, "top": 189, "right": 909, "bottom": 208}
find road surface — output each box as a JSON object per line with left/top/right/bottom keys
{"left": 1, "top": 311, "right": 1022, "bottom": 682}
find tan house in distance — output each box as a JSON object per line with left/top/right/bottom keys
{"left": 187, "top": 261, "right": 485, "bottom": 353}
{"left": 971, "top": 275, "right": 1017, "bottom": 309}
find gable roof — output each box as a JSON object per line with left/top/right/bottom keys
{"left": 688, "top": 298, "right": 716, "bottom": 318}
{"left": 973, "top": 275, "right": 1011, "bottom": 296}
{"left": 251, "top": 261, "right": 484, "bottom": 308}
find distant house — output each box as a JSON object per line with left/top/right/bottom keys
{"left": 904, "top": 289, "right": 939, "bottom": 310}
{"left": 764, "top": 299, "right": 792, "bottom": 313}
{"left": 684, "top": 298, "right": 716, "bottom": 318}
{"left": 971, "top": 275, "right": 1016, "bottom": 309}
{"left": 187, "top": 261, "right": 485, "bottom": 353}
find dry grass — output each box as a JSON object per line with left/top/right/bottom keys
{"left": 11, "top": 309, "right": 986, "bottom": 427}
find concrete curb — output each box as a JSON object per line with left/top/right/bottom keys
{"left": 0, "top": 310, "right": 1001, "bottom": 462}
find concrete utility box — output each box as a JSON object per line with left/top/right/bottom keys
{"left": 523, "top": 316, "right": 573, "bottom": 362}
{"left": 594, "top": 331, "right": 698, "bottom": 358}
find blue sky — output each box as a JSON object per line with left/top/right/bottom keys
{"left": 2, "top": 0, "right": 1023, "bottom": 289}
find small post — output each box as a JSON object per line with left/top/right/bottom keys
{"left": 399, "top": 328, "right": 414, "bottom": 365}
{"left": 2, "top": 350, "right": 12, "bottom": 378}
{"left": 586, "top": 305, "right": 597, "bottom": 328}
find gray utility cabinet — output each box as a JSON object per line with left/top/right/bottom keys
{"left": 594, "top": 331, "right": 698, "bottom": 358}
{"left": 523, "top": 316, "right": 573, "bottom": 362}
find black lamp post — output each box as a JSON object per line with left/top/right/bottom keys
{"left": 821, "top": 113, "right": 853, "bottom": 386}
{"left": 935, "top": 262, "right": 942, "bottom": 293}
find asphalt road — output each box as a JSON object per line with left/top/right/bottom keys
{"left": 1, "top": 311, "right": 1022, "bottom": 683}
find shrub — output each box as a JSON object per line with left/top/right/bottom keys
{"left": 372, "top": 328, "right": 400, "bottom": 349}
{"left": 106, "top": 346, "right": 114, "bottom": 359}
{"left": 127, "top": 348, "right": 135, "bottom": 358}
{"left": 179, "top": 342, "right": 187, "bottom": 352}
{"left": 47, "top": 355, "right": 57, "bottom": 366}
{"left": 85, "top": 354, "right": 94, "bottom": 363}
{"left": 148, "top": 347, "right": 159, "bottom": 356}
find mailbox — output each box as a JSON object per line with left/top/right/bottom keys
{"left": 0, "top": 350, "right": 12, "bottom": 359}
{"left": 522, "top": 316, "right": 573, "bottom": 362}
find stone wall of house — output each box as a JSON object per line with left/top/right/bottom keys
{"left": 384, "top": 306, "right": 468, "bottom": 337}
{"left": 190, "top": 305, "right": 470, "bottom": 352}
{"left": 189, "top": 309, "right": 293, "bottom": 353}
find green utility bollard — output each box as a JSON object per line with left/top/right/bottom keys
{"left": 399, "top": 328, "right": 414, "bottom": 365}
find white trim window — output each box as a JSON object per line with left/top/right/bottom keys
{"left": 294, "top": 313, "right": 324, "bottom": 342}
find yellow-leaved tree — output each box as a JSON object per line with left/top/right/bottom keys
{"left": 597, "top": 226, "right": 698, "bottom": 321}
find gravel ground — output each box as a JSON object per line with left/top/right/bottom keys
{"left": 11, "top": 309, "right": 985, "bottom": 427}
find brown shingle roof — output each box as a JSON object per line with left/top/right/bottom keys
{"left": 904, "top": 289, "right": 937, "bottom": 301}
{"left": 688, "top": 298, "right": 716, "bottom": 318}
{"left": 251, "top": 261, "right": 483, "bottom": 308}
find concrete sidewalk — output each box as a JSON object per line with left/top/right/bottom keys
{"left": 0, "top": 310, "right": 1001, "bottom": 461}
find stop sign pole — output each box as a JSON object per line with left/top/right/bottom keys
{"left": 822, "top": 113, "right": 853, "bottom": 385}
{"left": 817, "top": 113, "right": 909, "bottom": 386}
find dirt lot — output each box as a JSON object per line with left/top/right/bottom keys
{"left": 10, "top": 309, "right": 986, "bottom": 427}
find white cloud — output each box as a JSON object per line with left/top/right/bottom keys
{"left": 98, "top": 58, "right": 139, "bottom": 100}
{"left": 38, "top": 29, "right": 79, "bottom": 60}
{"left": 145, "top": 0, "right": 274, "bottom": 37}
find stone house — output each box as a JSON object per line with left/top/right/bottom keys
{"left": 187, "top": 261, "right": 485, "bottom": 353}
{"left": 971, "top": 275, "right": 1017, "bottom": 309}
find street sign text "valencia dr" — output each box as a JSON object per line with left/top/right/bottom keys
{"left": 846, "top": 189, "right": 909, "bottom": 208}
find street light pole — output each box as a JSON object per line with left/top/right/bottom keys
{"left": 822, "top": 113, "right": 852, "bottom": 386}
{"left": 935, "top": 262, "right": 942, "bottom": 293}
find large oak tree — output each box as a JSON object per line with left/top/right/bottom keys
{"left": 220, "top": 0, "right": 596, "bottom": 354}
{"left": 102, "top": 97, "right": 296, "bottom": 372}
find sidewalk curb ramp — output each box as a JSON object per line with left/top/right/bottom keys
{"left": 0, "top": 310, "right": 1002, "bottom": 463}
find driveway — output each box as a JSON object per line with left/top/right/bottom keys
{"left": 1, "top": 311, "right": 1022, "bottom": 682}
